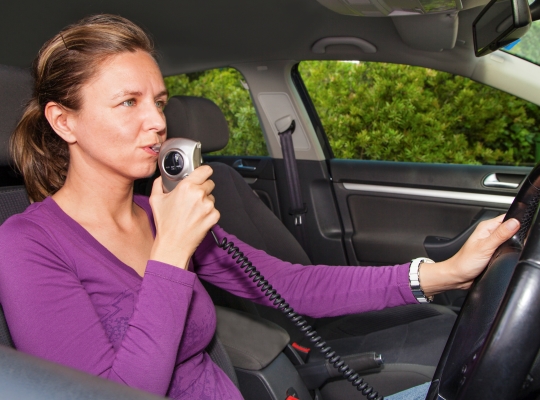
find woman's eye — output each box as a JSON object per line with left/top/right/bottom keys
{"left": 156, "top": 100, "right": 166, "bottom": 109}
{"left": 122, "top": 99, "right": 136, "bottom": 107}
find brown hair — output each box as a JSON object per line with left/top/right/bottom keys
{"left": 10, "top": 14, "right": 155, "bottom": 202}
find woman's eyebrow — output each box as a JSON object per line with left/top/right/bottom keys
{"left": 111, "top": 90, "right": 143, "bottom": 100}
{"left": 156, "top": 89, "right": 169, "bottom": 99}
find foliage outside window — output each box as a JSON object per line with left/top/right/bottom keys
{"left": 164, "top": 68, "right": 268, "bottom": 156}
{"left": 505, "top": 19, "right": 540, "bottom": 65}
{"left": 299, "top": 61, "right": 540, "bottom": 165}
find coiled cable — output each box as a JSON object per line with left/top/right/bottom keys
{"left": 211, "top": 231, "right": 383, "bottom": 400}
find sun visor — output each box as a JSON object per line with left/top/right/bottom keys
{"left": 316, "top": 0, "right": 460, "bottom": 51}
{"left": 392, "top": 12, "right": 459, "bottom": 51}
{"left": 316, "top": 0, "right": 462, "bottom": 17}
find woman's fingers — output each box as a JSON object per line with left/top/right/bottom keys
{"left": 450, "top": 216, "right": 520, "bottom": 289}
{"left": 421, "top": 215, "right": 521, "bottom": 296}
{"left": 183, "top": 165, "right": 213, "bottom": 185}
{"left": 471, "top": 214, "right": 506, "bottom": 239}
{"left": 149, "top": 165, "right": 219, "bottom": 269}
{"left": 480, "top": 217, "right": 519, "bottom": 253}
{"left": 151, "top": 176, "right": 164, "bottom": 196}
{"left": 201, "top": 179, "right": 215, "bottom": 196}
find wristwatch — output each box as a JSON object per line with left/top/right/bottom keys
{"left": 409, "top": 257, "right": 435, "bottom": 303}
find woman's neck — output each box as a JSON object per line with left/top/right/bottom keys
{"left": 52, "top": 165, "right": 138, "bottom": 229}
{"left": 51, "top": 164, "right": 155, "bottom": 277}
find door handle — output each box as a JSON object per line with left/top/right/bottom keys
{"left": 483, "top": 173, "right": 520, "bottom": 189}
{"left": 233, "top": 159, "right": 256, "bottom": 171}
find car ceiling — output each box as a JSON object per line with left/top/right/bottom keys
{"left": 1, "top": 0, "right": 489, "bottom": 76}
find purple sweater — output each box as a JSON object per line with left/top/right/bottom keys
{"left": 0, "top": 195, "right": 416, "bottom": 399}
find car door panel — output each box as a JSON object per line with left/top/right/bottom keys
{"left": 330, "top": 159, "right": 530, "bottom": 266}
{"left": 328, "top": 159, "right": 531, "bottom": 310}
{"left": 346, "top": 194, "right": 485, "bottom": 265}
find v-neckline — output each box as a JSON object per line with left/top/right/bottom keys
{"left": 43, "top": 195, "right": 155, "bottom": 280}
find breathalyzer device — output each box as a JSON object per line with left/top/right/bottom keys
{"left": 157, "top": 138, "right": 203, "bottom": 193}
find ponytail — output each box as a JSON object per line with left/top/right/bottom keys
{"left": 11, "top": 98, "right": 69, "bottom": 202}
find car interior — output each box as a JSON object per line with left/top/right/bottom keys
{"left": 1, "top": 0, "right": 540, "bottom": 399}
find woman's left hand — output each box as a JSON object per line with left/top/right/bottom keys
{"left": 421, "top": 215, "right": 520, "bottom": 297}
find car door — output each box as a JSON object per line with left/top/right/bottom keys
{"left": 289, "top": 53, "right": 540, "bottom": 308}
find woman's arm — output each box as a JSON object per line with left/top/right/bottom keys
{"left": 193, "top": 217, "right": 519, "bottom": 318}
{"left": 193, "top": 225, "right": 416, "bottom": 318}
{"left": 0, "top": 217, "right": 194, "bottom": 396}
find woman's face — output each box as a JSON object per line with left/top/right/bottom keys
{"left": 67, "top": 50, "right": 167, "bottom": 182}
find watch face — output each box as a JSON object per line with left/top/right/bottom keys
{"left": 163, "top": 150, "right": 184, "bottom": 176}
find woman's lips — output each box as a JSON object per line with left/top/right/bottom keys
{"left": 143, "top": 144, "right": 160, "bottom": 156}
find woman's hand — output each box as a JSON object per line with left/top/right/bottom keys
{"left": 149, "top": 165, "right": 220, "bottom": 269}
{"left": 420, "top": 215, "right": 520, "bottom": 297}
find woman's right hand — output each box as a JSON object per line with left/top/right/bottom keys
{"left": 148, "top": 165, "right": 220, "bottom": 269}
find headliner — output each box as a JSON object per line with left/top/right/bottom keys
{"left": 0, "top": 0, "right": 485, "bottom": 76}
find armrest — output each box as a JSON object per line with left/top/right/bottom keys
{"left": 215, "top": 306, "right": 290, "bottom": 371}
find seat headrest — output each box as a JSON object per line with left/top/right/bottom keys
{"left": 164, "top": 96, "right": 229, "bottom": 153}
{"left": 0, "top": 65, "right": 33, "bottom": 167}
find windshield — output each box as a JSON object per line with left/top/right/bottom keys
{"left": 503, "top": 20, "right": 540, "bottom": 65}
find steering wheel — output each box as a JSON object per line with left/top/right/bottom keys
{"left": 426, "top": 164, "right": 540, "bottom": 400}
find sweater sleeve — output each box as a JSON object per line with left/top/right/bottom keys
{"left": 0, "top": 217, "right": 194, "bottom": 396}
{"left": 193, "top": 225, "right": 417, "bottom": 318}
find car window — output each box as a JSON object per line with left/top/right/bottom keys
{"left": 504, "top": 20, "right": 540, "bottom": 65}
{"left": 164, "top": 68, "right": 268, "bottom": 156}
{"left": 298, "top": 60, "right": 540, "bottom": 166}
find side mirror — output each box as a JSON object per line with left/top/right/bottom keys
{"left": 473, "top": 0, "right": 532, "bottom": 57}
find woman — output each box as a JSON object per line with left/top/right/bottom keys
{"left": 0, "top": 14, "right": 519, "bottom": 400}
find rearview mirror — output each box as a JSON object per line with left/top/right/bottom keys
{"left": 473, "top": 0, "right": 531, "bottom": 57}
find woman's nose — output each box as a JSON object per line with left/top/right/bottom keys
{"left": 143, "top": 101, "right": 167, "bottom": 133}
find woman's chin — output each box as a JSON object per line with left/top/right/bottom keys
{"left": 118, "top": 163, "right": 158, "bottom": 182}
{"left": 136, "top": 163, "right": 158, "bottom": 180}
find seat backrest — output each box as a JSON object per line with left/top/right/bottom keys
{"left": 0, "top": 64, "right": 33, "bottom": 348}
{"left": 164, "top": 96, "right": 313, "bottom": 341}
{"left": 164, "top": 95, "right": 311, "bottom": 265}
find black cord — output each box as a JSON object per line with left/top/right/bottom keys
{"left": 210, "top": 230, "right": 383, "bottom": 400}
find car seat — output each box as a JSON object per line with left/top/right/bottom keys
{"left": 0, "top": 66, "right": 241, "bottom": 394}
{"left": 163, "top": 95, "right": 458, "bottom": 397}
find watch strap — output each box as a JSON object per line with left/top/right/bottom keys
{"left": 409, "top": 257, "right": 435, "bottom": 303}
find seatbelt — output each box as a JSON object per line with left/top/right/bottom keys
{"left": 276, "top": 117, "right": 308, "bottom": 251}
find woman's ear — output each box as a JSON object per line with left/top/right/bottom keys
{"left": 44, "top": 102, "right": 77, "bottom": 144}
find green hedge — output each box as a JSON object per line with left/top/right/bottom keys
{"left": 299, "top": 61, "right": 540, "bottom": 165}
{"left": 165, "top": 61, "right": 540, "bottom": 165}
{"left": 165, "top": 69, "right": 268, "bottom": 156}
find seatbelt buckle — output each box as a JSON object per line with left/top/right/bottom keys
{"left": 289, "top": 204, "right": 307, "bottom": 226}
{"left": 285, "top": 387, "right": 300, "bottom": 400}
{"left": 292, "top": 342, "right": 311, "bottom": 362}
